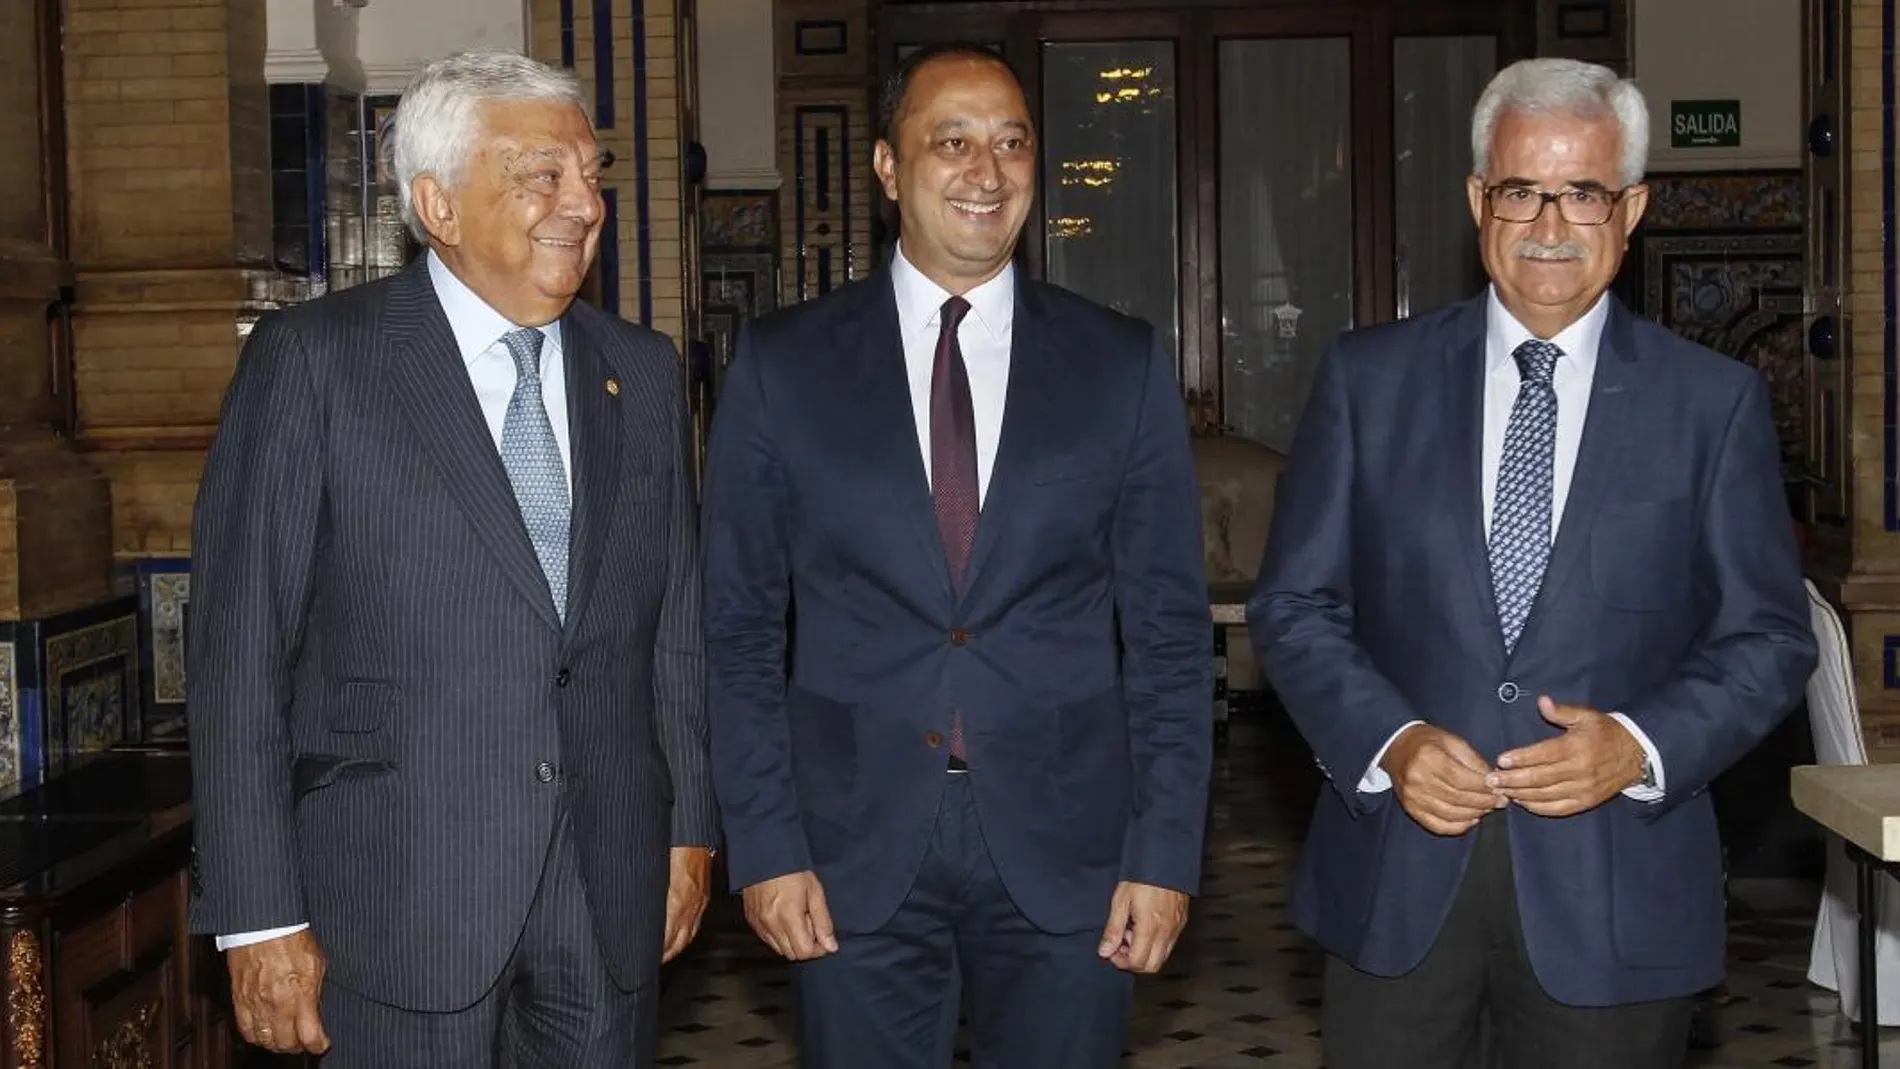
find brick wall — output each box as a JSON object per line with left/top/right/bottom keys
{"left": 57, "top": 0, "right": 272, "bottom": 559}
{"left": 1837, "top": 0, "right": 1899, "bottom": 750}
{"left": 528, "top": 0, "right": 693, "bottom": 350}
{"left": 87, "top": 452, "right": 203, "bottom": 559}
{"left": 63, "top": 0, "right": 268, "bottom": 267}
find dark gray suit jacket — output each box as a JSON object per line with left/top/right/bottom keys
{"left": 186, "top": 259, "right": 717, "bottom": 1012}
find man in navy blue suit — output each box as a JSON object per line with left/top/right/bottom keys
{"left": 701, "top": 43, "right": 1212, "bottom": 1069}
{"left": 1250, "top": 58, "right": 1816, "bottom": 1068}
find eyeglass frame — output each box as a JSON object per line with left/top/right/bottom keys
{"left": 1480, "top": 182, "right": 1641, "bottom": 226}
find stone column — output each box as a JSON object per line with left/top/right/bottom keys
{"left": 1829, "top": 0, "right": 1900, "bottom": 753}
{"left": 0, "top": 0, "right": 113, "bottom": 621}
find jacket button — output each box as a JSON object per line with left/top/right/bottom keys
{"left": 950, "top": 629, "right": 971, "bottom": 645}
{"left": 535, "top": 762, "right": 556, "bottom": 783}
{"left": 1497, "top": 682, "right": 1520, "bottom": 703}
{"left": 924, "top": 732, "right": 942, "bottom": 748}
{"left": 555, "top": 668, "right": 571, "bottom": 687}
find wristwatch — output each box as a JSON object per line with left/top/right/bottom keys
{"left": 1636, "top": 753, "right": 1658, "bottom": 791}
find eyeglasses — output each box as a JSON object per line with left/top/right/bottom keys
{"left": 1484, "top": 184, "right": 1633, "bottom": 226}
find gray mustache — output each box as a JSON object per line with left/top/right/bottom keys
{"left": 1514, "top": 240, "right": 1587, "bottom": 261}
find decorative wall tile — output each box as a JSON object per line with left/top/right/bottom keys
{"left": 788, "top": 104, "right": 860, "bottom": 301}
{"left": 1639, "top": 232, "right": 1805, "bottom": 468}
{"left": 697, "top": 189, "right": 783, "bottom": 414}
{"left": 703, "top": 191, "right": 779, "bottom": 252}
{"left": 41, "top": 608, "right": 138, "bottom": 772}
{"left": 136, "top": 559, "right": 189, "bottom": 741}
{"left": 0, "top": 641, "right": 17, "bottom": 796}
{"left": 1633, "top": 171, "right": 1805, "bottom": 482}
{"left": 0, "top": 602, "right": 138, "bottom": 793}
{"left": 1646, "top": 172, "right": 1804, "bottom": 230}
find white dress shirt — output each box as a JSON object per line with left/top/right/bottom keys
{"left": 889, "top": 243, "right": 1014, "bottom": 504}
{"left": 216, "top": 252, "right": 574, "bottom": 951}
{"left": 1357, "top": 287, "right": 1665, "bottom": 803}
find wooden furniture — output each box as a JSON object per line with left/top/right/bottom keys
{"left": 0, "top": 748, "right": 243, "bottom": 1068}
{"left": 1792, "top": 763, "right": 1900, "bottom": 1068}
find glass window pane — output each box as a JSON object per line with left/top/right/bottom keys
{"left": 1041, "top": 41, "right": 1180, "bottom": 360}
{"left": 1394, "top": 36, "right": 1497, "bottom": 318}
{"left": 1218, "top": 37, "right": 1353, "bottom": 453}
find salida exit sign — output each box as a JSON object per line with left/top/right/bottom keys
{"left": 1671, "top": 99, "right": 1741, "bottom": 148}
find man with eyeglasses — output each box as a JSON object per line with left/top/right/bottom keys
{"left": 1249, "top": 57, "right": 1815, "bottom": 1068}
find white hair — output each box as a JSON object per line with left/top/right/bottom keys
{"left": 386, "top": 50, "right": 590, "bottom": 242}
{"left": 1470, "top": 58, "right": 1650, "bottom": 187}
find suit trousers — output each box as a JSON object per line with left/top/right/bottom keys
{"left": 792, "top": 773, "right": 1135, "bottom": 1068}
{"left": 317, "top": 810, "right": 658, "bottom": 1068}
{"left": 1321, "top": 812, "right": 1695, "bottom": 1069}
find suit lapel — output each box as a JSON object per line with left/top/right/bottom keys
{"left": 1442, "top": 301, "right": 1505, "bottom": 652}
{"left": 958, "top": 280, "right": 1056, "bottom": 602}
{"left": 558, "top": 308, "right": 623, "bottom": 638}
{"left": 1511, "top": 300, "right": 1642, "bottom": 655}
{"left": 385, "top": 262, "right": 562, "bottom": 631}
{"left": 852, "top": 276, "right": 955, "bottom": 602}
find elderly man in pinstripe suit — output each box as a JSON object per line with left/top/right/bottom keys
{"left": 186, "top": 50, "right": 717, "bottom": 1067}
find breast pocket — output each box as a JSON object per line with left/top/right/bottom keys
{"left": 1589, "top": 499, "right": 1693, "bottom": 612}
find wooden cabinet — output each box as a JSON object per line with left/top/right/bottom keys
{"left": 51, "top": 869, "right": 188, "bottom": 1067}
{"left": 0, "top": 751, "right": 245, "bottom": 1068}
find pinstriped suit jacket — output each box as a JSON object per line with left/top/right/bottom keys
{"left": 185, "top": 258, "right": 717, "bottom": 1011}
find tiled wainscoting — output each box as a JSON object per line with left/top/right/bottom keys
{"left": 0, "top": 558, "right": 189, "bottom": 797}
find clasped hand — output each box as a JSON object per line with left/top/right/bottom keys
{"left": 1380, "top": 696, "right": 1645, "bottom": 835}
{"left": 745, "top": 872, "right": 1189, "bottom": 975}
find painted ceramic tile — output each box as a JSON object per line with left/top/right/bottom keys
{"left": 44, "top": 615, "right": 137, "bottom": 764}
{"left": 1646, "top": 172, "right": 1803, "bottom": 231}
{"left": 1640, "top": 232, "right": 1805, "bottom": 474}
{"left": 0, "top": 641, "right": 16, "bottom": 794}
{"left": 150, "top": 572, "right": 190, "bottom": 708}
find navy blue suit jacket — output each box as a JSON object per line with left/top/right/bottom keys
{"left": 1247, "top": 295, "right": 1816, "bottom": 1007}
{"left": 702, "top": 270, "right": 1213, "bottom": 935}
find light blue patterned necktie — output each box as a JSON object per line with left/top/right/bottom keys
{"left": 1489, "top": 339, "right": 1561, "bottom": 653}
{"left": 498, "top": 327, "right": 569, "bottom": 619}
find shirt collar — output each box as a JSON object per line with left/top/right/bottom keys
{"left": 426, "top": 249, "right": 564, "bottom": 367}
{"left": 889, "top": 242, "right": 1014, "bottom": 344}
{"left": 1484, "top": 285, "right": 1608, "bottom": 378}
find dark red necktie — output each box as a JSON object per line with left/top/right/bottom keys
{"left": 931, "top": 295, "right": 977, "bottom": 761}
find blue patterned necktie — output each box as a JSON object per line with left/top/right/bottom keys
{"left": 499, "top": 327, "right": 570, "bottom": 619}
{"left": 1489, "top": 339, "right": 1561, "bottom": 653}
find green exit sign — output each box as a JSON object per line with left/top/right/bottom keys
{"left": 1671, "top": 99, "right": 1742, "bottom": 148}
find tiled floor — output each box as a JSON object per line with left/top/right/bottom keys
{"left": 654, "top": 718, "right": 1898, "bottom": 1067}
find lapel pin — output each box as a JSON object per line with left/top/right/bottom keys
{"left": 604, "top": 378, "right": 620, "bottom": 397}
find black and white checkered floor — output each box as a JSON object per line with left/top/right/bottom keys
{"left": 654, "top": 722, "right": 1895, "bottom": 1067}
